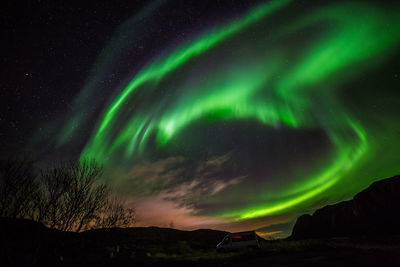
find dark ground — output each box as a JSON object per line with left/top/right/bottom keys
{"left": 1, "top": 217, "right": 400, "bottom": 266}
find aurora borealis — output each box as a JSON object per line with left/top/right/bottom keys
{"left": 3, "top": 0, "right": 400, "bottom": 237}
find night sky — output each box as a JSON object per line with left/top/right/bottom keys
{"left": 2, "top": 0, "right": 400, "bottom": 238}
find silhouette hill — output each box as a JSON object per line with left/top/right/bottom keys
{"left": 291, "top": 175, "right": 400, "bottom": 239}
{"left": 0, "top": 217, "right": 227, "bottom": 265}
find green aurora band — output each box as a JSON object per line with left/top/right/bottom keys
{"left": 77, "top": 1, "right": 400, "bottom": 221}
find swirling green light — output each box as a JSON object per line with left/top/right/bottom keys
{"left": 80, "top": 1, "right": 400, "bottom": 220}
{"left": 96, "top": 0, "right": 292, "bottom": 134}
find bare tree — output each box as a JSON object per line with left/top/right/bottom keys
{"left": 34, "top": 164, "right": 70, "bottom": 226}
{"left": 37, "top": 160, "right": 109, "bottom": 231}
{"left": 0, "top": 157, "right": 38, "bottom": 219}
{"left": 1, "top": 157, "right": 136, "bottom": 231}
{"left": 37, "top": 159, "right": 136, "bottom": 231}
{"left": 94, "top": 195, "right": 136, "bottom": 229}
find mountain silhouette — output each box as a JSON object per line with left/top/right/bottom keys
{"left": 291, "top": 175, "right": 400, "bottom": 239}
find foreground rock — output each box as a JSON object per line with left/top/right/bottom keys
{"left": 291, "top": 175, "right": 400, "bottom": 239}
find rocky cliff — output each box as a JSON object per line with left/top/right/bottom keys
{"left": 291, "top": 175, "right": 400, "bottom": 239}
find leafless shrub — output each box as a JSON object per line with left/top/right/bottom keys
{"left": 0, "top": 158, "right": 136, "bottom": 232}
{"left": 0, "top": 157, "right": 38, "bottom": 218}
{"left": 94, "top": 195, "right": 136, "bottom": 229}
